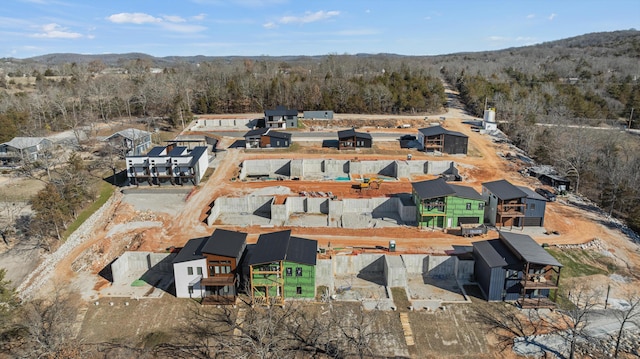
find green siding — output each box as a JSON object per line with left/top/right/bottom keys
{"left": 414, "top": 190, "right": 484, "bottom": 228}
{"left": 283, "top": 261, "right": 315, "bottom": 298}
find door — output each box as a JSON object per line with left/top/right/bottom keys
{"left": 447, "top": 218, "right": 453, "bottom": 228}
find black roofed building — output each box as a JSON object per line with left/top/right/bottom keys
{"left": 172, "top": 229, "right": 247, "bottom": 304}
{"left": 337, "top": 128, "right": 372, "bottom": 149}
{"left": 412, "top": 178, "right": 485, "bottom": 229}
{"left": 472, "top": 231, "right": 562, "bottom": 308}
{"left": 264, "top": 106, "right": 298, "bottom": 129}
{"left": 417, "top": 125, "right": 468, "bottom": 154}
{"left": 246, "top": 230, "right": 317, "bottom": 306}
{"left": 243, "top": 127, "right": 292, "bottom": 149}
{"left": 482, "top": 179, "right": 546, "bottom": 228}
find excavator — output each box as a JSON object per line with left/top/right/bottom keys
{"left": 357, "top": 177, "right": 383, "bottom": 191}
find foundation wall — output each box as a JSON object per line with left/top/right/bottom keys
{"left": 384, "top": 255, "right": 408, "bottom": 287}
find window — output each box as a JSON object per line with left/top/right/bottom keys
{"left": 286, "top": 267, "right": 293, "bottom": 276}
{"left": 478, "top": 203, "right": 485, "bottom": 210}
{"left": 197, "top": 267, "right": 202, "bottom": 275}
{"left": 188, "top": 286, "right": 194, "bottom": 294}
{"left": 187, "top": 267, "right": 193, "bottom": 275}
{"left": 296, "top": 287, "right": 302, "bottom": 295}
{"left": 530, "top": 203, "right": 536, "bottom": 210}
{"left": 296, "top": 267, "right": 303, "bottom": 277}
{"left": 466, "top": 203, "right": 472, "bottom": 210}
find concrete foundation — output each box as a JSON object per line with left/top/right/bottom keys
{"left": 322, "top": 253, "right": 471, "bottom": 310}
{"left": 208, "top": 194, "right": 417, "bottom": 228}
{"left": 107, "top": 251, "right": 176, "bottom": 298}
{"left": 238, "top": 159, "right": 457, "bottom": 180}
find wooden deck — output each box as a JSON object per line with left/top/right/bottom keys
{"left": 519, "top": 297, "right": 557, "bottom": 309}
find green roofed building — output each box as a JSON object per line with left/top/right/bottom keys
{"left": 412, "top": 178, "right": 485, "bottom": 229}
{"left": 246, "top": 230, "right": 317, "bottom": 306}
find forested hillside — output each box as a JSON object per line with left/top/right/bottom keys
{"left": 1, "top": 30, "right": 639, "bottom": 232}
{"left": 436, "top": 30, "right": 640, "bottom": 232}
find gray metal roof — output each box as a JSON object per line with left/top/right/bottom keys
{"left": 188, "top": 146, "right": 208, "bottom": 166}
{"left": 516, "top": 185, "right": 546, "bottom": 201}
{"left": 147, "top": 146, "right": 166, "bottom": 156}
{"left": 244, "top": 128, "right": 270, "bottom": 137}
{"left": 449, "top": 184, "right": 483, "bottom": 201}
{"left": 172, "top": 237, "right": 207, "bottom": 263}
{"left": 248, "top": 230, "right": 317, "bottom": 266}
{"left": 173, "top": 229, "right": 247, "bottom": 263}
{"left": 105, "top": 128, "right": 151, "bottom": 141}
{"left": 168, "top": 146, "right": 187, "bottom": 157}
{"left": 265, "top": 106, "right": 298, "bottom": 117}
{"left": 1, "top": 137, "right": 49, "bottom": 150}
{"left": 412, "top": 178, "right": 481, "bottom": 201}
{"left": 482, "top": 179, "right": 527, "bottom": 200}
{"left": 267, "top": 131, "right": 292, "bottom": 140}
{"left": 418, "top": 125, "right": 468, "bottom": 138}
{"left": 499, "top": 232, "right": 562, "bottom": 267}
{"left": 473, "top": 239, "right": 514, "bottom": 268}
{"left": 201, "top": 229, "right": 247, "bottom": 258}
{"left": 337, "top": 129, "right": 372, "bottom": 140}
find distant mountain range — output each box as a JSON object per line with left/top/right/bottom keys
{"left": 4, "top": 29, "right": 639, "bottom": 66}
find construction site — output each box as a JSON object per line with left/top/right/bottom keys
{"left": 4, "top": 85, "right": 640, "bottom": 359}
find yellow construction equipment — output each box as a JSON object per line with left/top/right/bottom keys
{"left": 357, "top": 177, "right": 383, "bottom": 191}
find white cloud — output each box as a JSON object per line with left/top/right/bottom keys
{"left": 488, "top": 36, "right": 508, "bottom": 42}
{"left": 526, "top": 14, "right": 535, "bottom": 19}
{"left": 162, "top": 15, "right": 186, "bottom": 23}
{"left": 277, "top": 10, "right": 340, "bottom": 25}
{"left": 107, "top": 12, "right": 206, "bottom": 33}
{"left": 31, "top": 23, "right": 83, "bottom": 39}
{"left": 192, "top": 13, "right": 207, "bottom": 21}
{"left": 548, "top": 13, "right": 557, "bottom": 21}
{"left": 107, "top": 13, "right": 162, "bottom": 24}
{"left": 263, "top": 22, "right": 277, "bottom": 29}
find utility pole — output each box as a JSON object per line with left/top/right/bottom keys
{"left": 629, "top": 107, "right": 634, "bottom": 130}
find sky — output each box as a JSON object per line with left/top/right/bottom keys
{"left": 1, "top": 0, "right": 638, "bottom": 58}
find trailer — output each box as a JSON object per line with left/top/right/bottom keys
{"left": 461, "top": 223, "right": 487, "bottom": 238}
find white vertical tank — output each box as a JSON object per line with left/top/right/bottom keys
{"left": 483, "top": 108, "right": 497, "bottom": 131}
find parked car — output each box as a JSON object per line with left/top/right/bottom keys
{"left": 535, "top": 188, "right": 557, "bottom": 202}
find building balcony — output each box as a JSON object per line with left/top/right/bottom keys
{"left": 519, "top": 297, "right": 557, "bottom": 309}
{"left": 201, "top": 276, "right": 235, "bottom": 286}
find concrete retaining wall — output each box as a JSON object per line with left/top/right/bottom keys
{"left": 111, "top": 251, "right": 173, "bottom": 284}
{"left": 333, "top": 254, "right": 385, "bottom": 275}
{"left": 384, "top": 256, "right": 408, "bottom": 287}
{"left": 457, "top": 260, "right": 474, "bottom": 281}
{"left": 316, "top": 259, "right": 334, "bottom": 288}
{"left": 401, "top": 255, "right": 429, "bottom": 274}
{"left": 240, "top": 159, "right": 455, "bottom": 180}
{"left": 425, "top": 256, "right": 457, "bottom": 278}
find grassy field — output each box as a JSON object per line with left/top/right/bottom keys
{"left": 546, "top": 248, "right": 616, "bottom": 279}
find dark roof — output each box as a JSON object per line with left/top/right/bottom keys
{"left": 337, "top": 129, "right": 372, "bottom": 140}
{"left": 168, "top": 146, "right": 187, "bottom": 157}
{"left": 516, "top": 185, "right": 546, "bottom": 201}
{"left": 266, "top": 131, "right": 292, "bottom": 140}
{"left": 265, "top": 106, "right": 298, "bottom": 117}
{"left": 473, "top": 239, "right": 521, "bottom": 268}
{"left": 201, "top": 229, "right": 247, "bottom": 257}
{"left": 483, "top": 179, "right": 527, "bottom": 200}
{"left": 412, "top": 178, "right": 455, "bottom": 199}
{"left": 172, "top": 237, "right": 207, "bottom": 263}
{"left": 188, "top": 146, "right": 208, "bottom": 166}
{"left": 244, "top": 127, "right": 270, "bottom": 137}
{"left": 412, "top": 178, "right": 481, "bottom": 201}
{"left": 418, "top": 125, "right": 468, "bottom": 138}
{"left": 449, "top": 184, "right": 483, "bottom": 201}
{"left": 147, "top": 146, "right": 166, "bottom": 156}
{"left": 499, "top": 232, "right": 562, "bottom": 267}
{"left": 248, "top": 230, "right": 317, "bottom": 266}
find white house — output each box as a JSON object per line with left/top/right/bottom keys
{"left": 126, "top": 145, "right": 209, "bottom": 186}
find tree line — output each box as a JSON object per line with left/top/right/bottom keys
{"left": 0, "top": 56, "right": 446, "bottom": 143}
